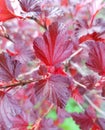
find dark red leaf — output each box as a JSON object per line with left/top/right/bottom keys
{"left": 33, "top": 22, "right": 73, "bottom": 66}
{"left": 72, "top": 113, "right": 93, "bottom": 130}
{"left": 0, "top": 52, "right": 21, "bottom": 82}
{"left": 72, "top": 107, "right": 96, "bottom": 130}
{"left": 86, "top": 41, "right": 105, "bottom": 75}
{"left": 34, "top": 74, "right": 71, "bottom": 107}
{"left": 102, "top": 86, "right": 105, "bottom": 97}
{"left": 80, "top": 75, "right": 97, "bottom": 90}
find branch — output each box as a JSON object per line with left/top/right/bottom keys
{"left": 0, "top": 79, "right": 35, "bottom": 89}
{"left": 4, "top": 33, "right": 14, "bottom": 43}
{"left": 0, "top": 33, "right": 14, "bottom": 43}
{"left": 69, "top": 48, "right": 83, "bottom": 60}
{"left": 29, "top": 16, "right": 47, "bottom": 30}
{"left": 32, "top": 103, "right": 54, "bottom": 130}
{"left": 0, "top": 25, "right": 14, "bottom": 43}
{"left": 84, "top": 95, "right": 105, "bottom": 116}
{"left": 72, "top": 78, "right": 105, "bottom": 116}
{"left": 73, "top": 79, "right": 87, "bottom": 89}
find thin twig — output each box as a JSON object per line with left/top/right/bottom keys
{"left": 96, "top": 94, "right": 105, "bottom": 100}
{"left": 73, "top": 79, "right": 87, "bottom": 89}
{"left": 4, "top": 33, "right": 14, "bottom": 43}
{"left": 33, "top": 103, "right": 54, "bottom": 130}
{"left": 18, "top": 66, "right": 39, "bottom": 80}
{"left": 30, "top": 17, "right": 47, "bottom": 30}
{"left": 0, "top": 33, "right": 14, "bottom": 43}
{"left": 84, "top": 95, "right": 105, "bottom": 116}
{"left": 70, "top": 61, "right": 87, "bottom": 76}
{"left": 0, "top": 79, "right": 35, "bottom": 89}
{"left": 69, "top": 48, "right": 83, "bottom": 61}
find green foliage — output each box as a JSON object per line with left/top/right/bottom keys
{"left": 27, "top": 123, "right": 33, "bottom": 130}
{"left": 59, "top": 117, "right": 80, "bottom": 130}
{"left": 65, "top": 98, "right": 83, "bottom": 113}
{"left": 46, "top": 108, "right": 57, "bottom": 120}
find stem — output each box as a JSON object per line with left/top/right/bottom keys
{"left": 84, "top": 95, "right": 105, "bottom": 116}
{"left": 0, "top": 79, "right": 35, "bottom": 89}
{"left": 4, "top": 33, "right": 14, "bottom": 43}
{"left": 0, "top": 33, "right": 14, "bottom": 43}
{"left": 69, "top": 48, "right": 83, "bottom": 60}
{"left": 30, "top": 17, "right": 47, "bottom": 30}
{"left": 73, "top": 79, "right": 87, "bottom": 89}
{"left": 18, "top": 67, "right": 39, "bottom": 80}
{"left": 96, "top": 95, "right": 105, "bottom": 100}
{"left": 32, "top": 103, "right": 54, "bottom": 130}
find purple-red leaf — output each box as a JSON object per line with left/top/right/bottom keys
{"left": 7, "top": 41, "right": 34, "bottom": 64}
{"left": 33, "top": 22, "right": 73, "bottom": 66}
{"left": 0, "top": 52, "right": 21, "bottom": 82}
{"left": 86, "top": 41, "right": 105, "bottom": 75}
{"left": 0, "top": 91, "right": 21, "bottom": 129}
{"left": 96, "top": 118, "right": 105, "bottom": 130}
{"left": 11, "top": 115, "right": 28, "bottom": 130}
{"left": 80, "top": 75, "right": 97, "bottom": 90}
{"left": 34, "top": 74, "right": 71, "bottom": 107}
{"left": 19, "top": 0, "right": 41, "bottom": 13}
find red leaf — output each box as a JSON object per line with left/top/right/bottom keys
{"left": 61, "top": 0, "right": 69, "bottom": 6}
{"left": 5, "top": 0, "right": 23, "bottom": 17}
{"left": 54, "top": 67, "right": 67, "bottom": 76}
{"left": 86, "top": 41, "right": 105, "bottom": 75}
{"left": 75, "top": 19, "right": 105, "bottom": 44}
{"left": 34, "top": 74, "right": 71, "bottom": 107}
{"left": 72, "top": 88, "right": 84, "bottom": 104}
{"left": 5, "top": 0, "right": 42, "bottom": 19}
{"left": 0, "top": 52, "right": 22, "bottom": 82}
{"left": 92, "top": 123, "right": 100, "bottom": 130}
{"left": 33, "top": 22, "right": 73, "bottom": 66}
{"left": 0, "top": 0, "right": 15, "bottom": 22}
